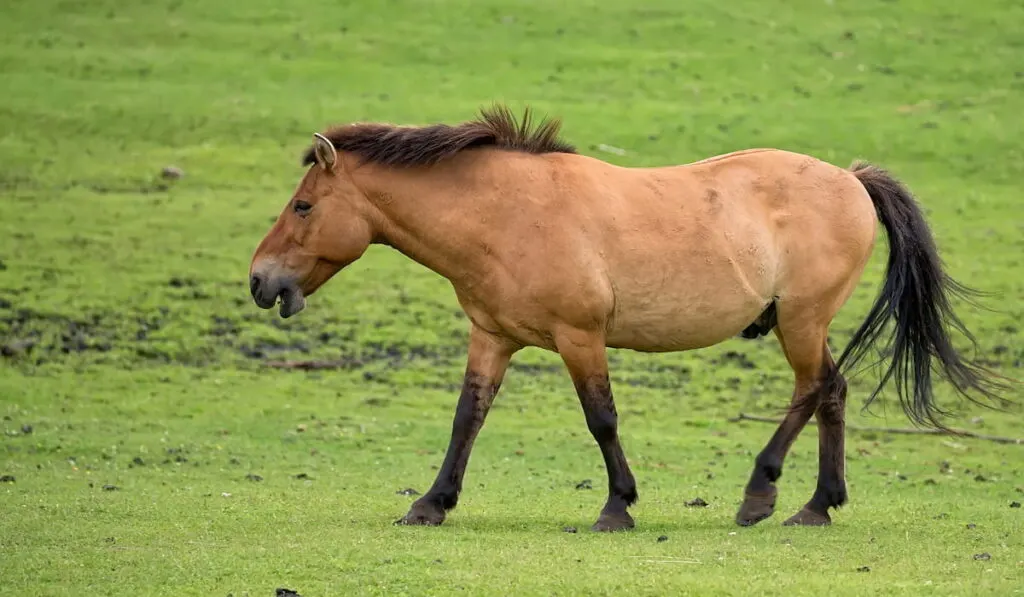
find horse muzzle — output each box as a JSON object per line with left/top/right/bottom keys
{"left": 249, "top": 272, "right": 306, "bottom": 318}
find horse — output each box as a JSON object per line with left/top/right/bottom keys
{"left": 248, "top": 105, "right": 1007, "bottom": 531}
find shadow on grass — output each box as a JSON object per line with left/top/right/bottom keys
{"left": 377, "top": 509, "right": 783, "bottom": 535}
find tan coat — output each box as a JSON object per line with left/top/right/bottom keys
{"left": 249, "top": 106, "right": 1008, "bottom": 531}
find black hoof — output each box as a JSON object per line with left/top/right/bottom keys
{"left": 591, "top": 511, "right": 635, "bottom": 532}
{"left": 782, "top": 506, "right": 831, "bottom": 526}
{"left": 395, "top": 500, "right": 446, "bottom": 526}
{"left": 735, "top": 486, "right": 778, "bottom": 527}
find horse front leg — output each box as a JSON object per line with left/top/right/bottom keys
{"left": 397, "top": 326, "right": 515, "bottom": 526}
{"left": 557, "top": 328, "right": 638, "bottom": 532}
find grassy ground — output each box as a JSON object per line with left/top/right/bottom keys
{"left": 2, "top": 0, "right": 1023, "bottom": 595}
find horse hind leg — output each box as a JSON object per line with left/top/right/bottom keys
{"left": 783, "top": 361, "right": 847, "bottom": 526}
{"left": 735, "top": 321, "right": 828, "bottom": 526}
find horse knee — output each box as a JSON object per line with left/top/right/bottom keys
{"left": 755, "top": 452, "right": 784, "bottom": 483}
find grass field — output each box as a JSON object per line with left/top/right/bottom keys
{"left": 2, "top": 0, "right": 1023, "bottom": 595}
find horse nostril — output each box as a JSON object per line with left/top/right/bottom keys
{"left": 249, "top": 274, "right": 262, "bottom": 298}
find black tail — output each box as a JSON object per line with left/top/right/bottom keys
{"left": 839, "top": 161, "right": 1011, "bottom": 429}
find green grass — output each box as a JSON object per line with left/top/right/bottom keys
{"left": 2, "top": 0, "right": 1023, "bottom": 595}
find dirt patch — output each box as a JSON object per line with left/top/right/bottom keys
{"left": 209, "top": 316, "right": 241, "bottom": 337}
{"left": 91, "top": 180, "right": 172, "bottom": 194}
{"left": 163, "top": 447, "right": 189, "bottom": 465}
{"left": 509, "top": 362, "right": 563, "bottom": 376}
{"left": 1, "top": 339, "right": 36, "bottom": 357}
{"left": 264, "top": 356, "right": 365, "bottom": 370}
{"left": 1, "top": 175, "right": 178, "bottom": 195}
{"left": 0, "top": 308, "right": 115, "bottom": 360}
{"left": 238, "top": 337, "right": 311, "bottom": 359}
{"left": 0, "top": 296, "right": 466, "bottom": 373}
{"left": 621, "top": 375, "right": 688, "bottom": 390}
{"left": 261, "top": 341, "right": 462, "bottom": 373}
{"left": 716, "top": 350, "right": 757, "bottom": 370}
{"left": 164, "top": 277, "right": 212, "bottom": 301}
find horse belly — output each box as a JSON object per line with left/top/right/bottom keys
{"left": 603, "top": 247, "right": 775, "bottom": 352}
{"left": 606, "top": 295, "right": 767, "bottom": 352}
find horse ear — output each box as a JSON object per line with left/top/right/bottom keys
{"left": 312, "top": 133, "right": 337, "bottom": 169}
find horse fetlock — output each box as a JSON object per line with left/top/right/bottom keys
{"left": 755, "top": 454, "right": 784, "bottom": 483}
{"left": 435, "top": 489, "right": 460, "bottom": 511}
{"left": 815, "top": 481, "right": 848, "bottom": 509}
{"left": 831, "top": 487, "right": 848, "bottom": 509}
{"left": 612, "top": 482, "right": 638, "bottom": 507}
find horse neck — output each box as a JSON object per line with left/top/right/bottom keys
{"left": 351, "top": 158, "right": 493, "bottom": 283}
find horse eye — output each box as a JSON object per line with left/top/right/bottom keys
{"left": 293, "top": 200, "right": 312, "bottom": 215}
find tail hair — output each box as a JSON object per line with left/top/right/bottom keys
{"left": 838, "top": 161, "right": 1013, "bottom": 429}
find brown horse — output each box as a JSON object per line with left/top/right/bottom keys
{"left": 249, "top": 105, "right": 1006, "bottom": 531}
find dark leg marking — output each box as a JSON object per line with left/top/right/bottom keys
{"left": 576, "top": 375, "right": 638, "bottom": 532}
{"left": 397, "top": 372, "right": 498, "bottom": 526}
{"left": 784, "top": 367, "right": 848, "bottom": 526}
{"left": 735, "top": 388, "right": 818, "bottom": 526}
